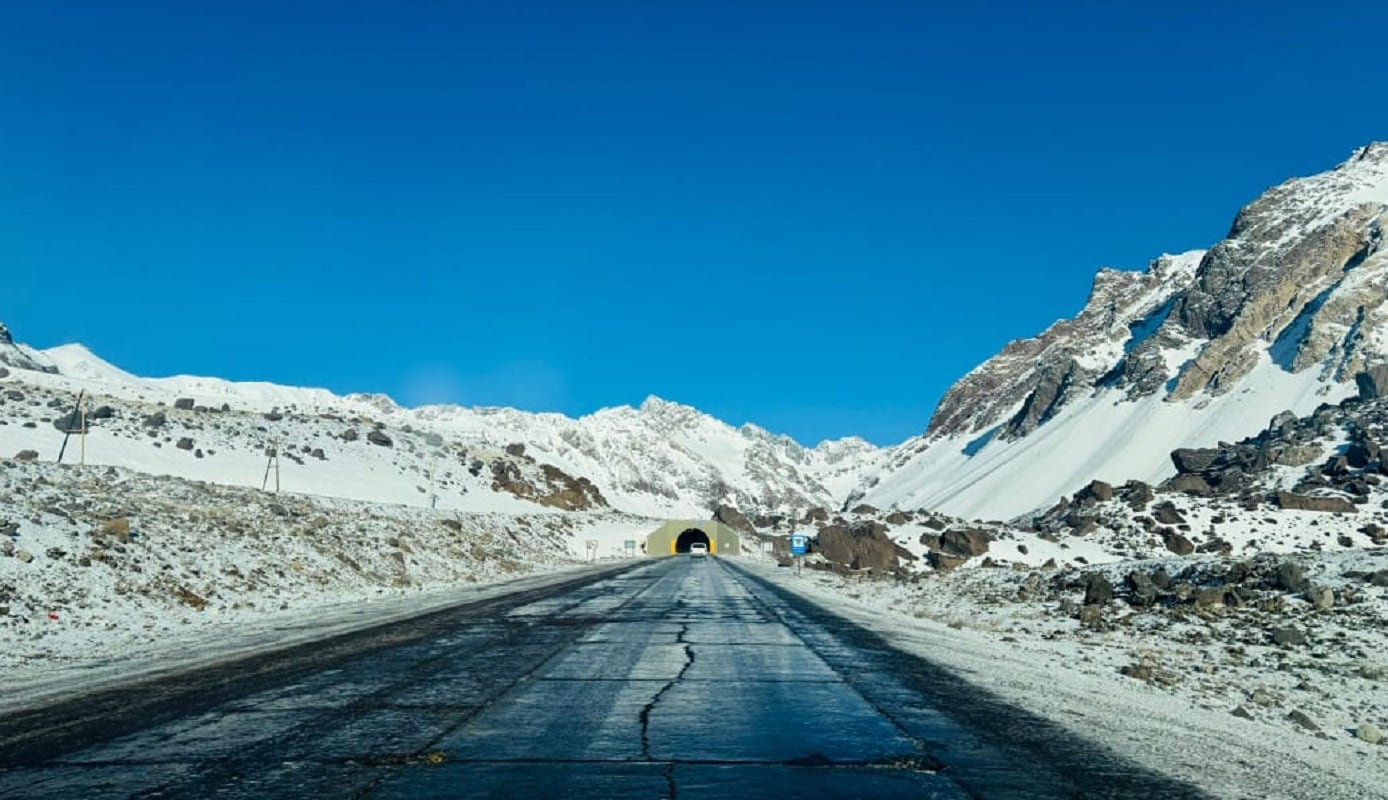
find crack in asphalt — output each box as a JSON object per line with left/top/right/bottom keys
{"left": 638, "top": 623, "right": 695, "bottom": 761}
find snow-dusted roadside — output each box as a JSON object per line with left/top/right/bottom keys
{"left": 1, "top": 559, "right": 634, "bottom": 715}
{"left": 746, "top": 560, "right": 1388, "bottom": 800}
{"left": 0, "top": 460, "right": 657, "bottom": 712}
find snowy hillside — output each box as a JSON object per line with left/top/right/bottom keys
{"left": 0, "top": 336, "right": 885, "bottom": 519}
{"left": 865, "top": 142, "right": 1388, "bottom": 521}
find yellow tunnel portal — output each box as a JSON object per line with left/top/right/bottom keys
{"left": 645, "top": 520, "right": 741, "bottom": 557}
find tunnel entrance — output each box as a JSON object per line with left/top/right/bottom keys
{"left": 675, "top": 528, "right": 712, "bottom": 554}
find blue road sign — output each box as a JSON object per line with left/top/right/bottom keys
{"left": 789, "top": 533, "right": 809, "bottom": 556}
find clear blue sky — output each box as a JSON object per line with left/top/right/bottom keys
{"left": 2, "top": 2, "right": 1382, "bottom": 445}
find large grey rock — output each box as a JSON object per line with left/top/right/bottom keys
{"left": 939, "top": 528, "right": 991, "bottom": 557}
{"left": 1286, "top": 709, "right": 1319, "bottom": 732}
{"left": 1356, "top": 366, "right": 1388, "bottom": 400}
{"left": 713, "top": 504, "right": 755, "bottom": 534}
{"left": 1275, "top": 491, "right": 1356, "bottom": 513}
{"left": 1356, "top": 723, "right": 1384, "bottom": 745}
{"left": 1082, "top": 574, "right": 1114, "bottom": 606}
{"left": 1171, "top": 448, "right": 1221, "bottom": 473}
{"left": 1274, "top": 562, "right": 1309, "bottom": 593}
{"left": 817, "top": 522, "right": 899, "bottom": 572}
{"left": 1162, "top": 530, "right": 1195, "bottom": 556}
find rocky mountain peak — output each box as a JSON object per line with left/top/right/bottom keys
{"left": 925, "top": 250, "right": 1204, "bottom": 441}
{"left": 862, "top": 143, "right": 1388, "bottom": 521}
{"left": 0, "top": 322, "right": 12, "bottom": 346}
{"left": 924, "top": 144, "right": 1388, "bottom": 447}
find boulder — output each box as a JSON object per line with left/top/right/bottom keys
{"left": 1075, "top": 480, "right": 1114, "bottom": 503}
{"left": 1125, "top": 572, "right": 1158, "bottom": 606}
{"left": 341, "top": 428, "right": 359, "bottom": 442}
{"left": 173, "top": 398, "right": 195, "bottom": 410}
{"left": 1171, "top": 448, "right": 1221, "bottom": 473}
{"left": 366, "top": 430, "right": 393, "bottom": 447}
{"left": 143, "top": 411, "right": 167, "bottom": 428}
{"left": 817, "top": 523, "right": 899, "bottom": 572}
{"left": 176, "top": 437, "right": 194, "bottom": 451}
{"left": 1082, "top": 574, "right": 1114, "bottom": 606}
{"left": 1356, "top": 723, "right": 1385, "bottom": 745}
{"left": 504, "top": 443, "right": 526, "bottom": 457}
{"left": 713, "top": 504, "right": 755, "bottom": 534}
{"left": 1153, "top": 502, "right": 1186, "bottom": 525}
{"left": 1163, "top": 474, "right": 1214, "bottom": 496}
{"left": 939, "top": 528, "right": 991, "bottom": 557}
{"left": 1346, "top": 439, "right": 1380, "bottom": 469}
{"left": 1162, "top": 530, "right": 1195, "bottom": 556}
{"left": 1275, "top": 491, "right": 1356, "bottom": 513}
{"left": 1355, "top": 366, "right": 1388, "bottom": 400}
{"left": 13, "top": 450, "right": 38, "bottom": 462}
{"left": 1274, "top": 562, "right": 1310, "bottom": 593}
{"left": 1286, "top": 709, "right": 1319, "bottom": 732}
{"left": 927, "top": 550, "right": 967, "bottom": 572}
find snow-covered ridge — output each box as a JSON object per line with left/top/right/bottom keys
{"left": 1, "top": 334, "right": 886, "bottom": 518}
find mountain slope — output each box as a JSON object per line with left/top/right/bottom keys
{"left": 0, "top": 336, "right": 883, "bottom": 518}
{"left": 865, "top": 143, "right": 1388, "bottom": 521}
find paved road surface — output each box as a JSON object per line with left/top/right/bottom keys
{"left": 0, "top": 557, "right": 1207, "bottom": 798}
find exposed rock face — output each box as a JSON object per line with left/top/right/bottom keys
{"left": 490, "top": 459, "right": 607, "bottom": 510}
{"left": 866, "top": 144, "right": 1388, "bottom": 520}
{"left": 926, "top": 253, "right": 1202, "bottom": 440}
{"left": 816, "top": 522, "right": 900, "bottom": 572}
{"left": 713, "top": 504, "right": 754, "bottom": 533}
{"left": 928, "top": 144, "right": 1388, "bottom": 445}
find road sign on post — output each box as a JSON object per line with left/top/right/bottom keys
{"left": 586, "top": 539, "right": 600, "bottom": 563}
{"left": 790, "top": 532, "right": 809, "bottom": 576}
{"left": 623, "top": 539, "right": 636, "bottom": 558}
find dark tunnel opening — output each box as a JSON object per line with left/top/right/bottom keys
{"left": 675, "top": 528, "right": 711, "bottom": 553}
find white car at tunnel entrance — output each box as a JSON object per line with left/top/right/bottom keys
{"left": 689, "top": 543, "right": 708, "bottom": 558}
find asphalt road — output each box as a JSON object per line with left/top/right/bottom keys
{"left": 0, "top": 557, "right": 1208, "bottom": 799}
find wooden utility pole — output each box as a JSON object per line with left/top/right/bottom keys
{"left": 79, "top": 394, "right": 88, "bottom": 468}
{"left": 56, "top": 390, "right": 86, "bottom": 464}
{"left": 262, "top": 440, "right": 281, "bottom": 493}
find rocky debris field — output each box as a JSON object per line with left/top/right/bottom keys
{"left": 758, "top": 549, "right": 1388, "bottom": 800}
{"left": 0, "top": 459, "right": 645, "bottom": 677}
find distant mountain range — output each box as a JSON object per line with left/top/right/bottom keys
{"left": 5, "top": 143, "right": 1387, "bottom": 522}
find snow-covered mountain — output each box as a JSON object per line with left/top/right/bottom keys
{"left": 0, "top": 337, "right": 886, "bottom": 519}
{"left": 9, "top": 143, "right": 1388, "bottom": 526}
{"left": 865, "top": 142, "right": 1388, "bottom": 521}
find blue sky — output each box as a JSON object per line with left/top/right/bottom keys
{"left": 2, "top": 2, "right": 1383, "bottom": 445}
